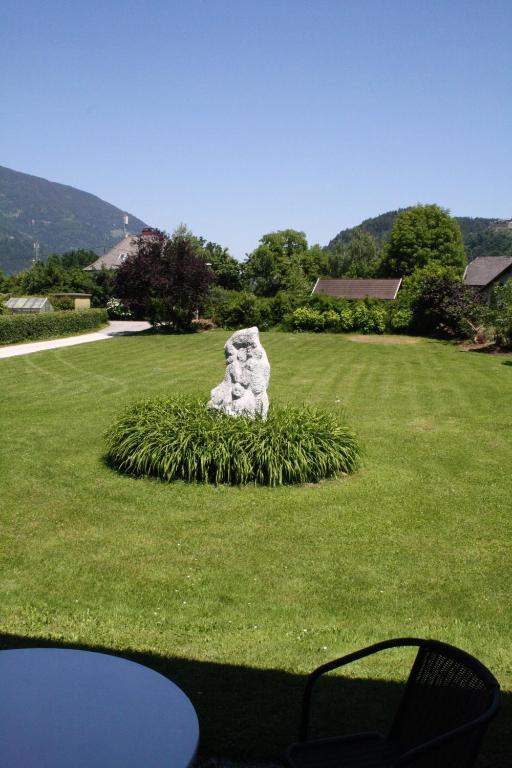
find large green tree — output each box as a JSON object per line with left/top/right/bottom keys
{"left": 6, "top": 250, "right": 113, "bottom": 306}
{"left": 379, "top": 204, "right": 466, "bottom": 277}
{"left": 200, "top": 240, "right": 242, "bottom": 291}
{"left": 327, "top": 229, "right": 380, "bottom": 277}
{"left": 243, "top": 229, "right": 327, "bottom": 296}
{"left": 11, "top": 254, "right": 95, "bottom": 295}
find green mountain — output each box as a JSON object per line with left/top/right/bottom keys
{"left": 326, "top": 208, "right": 512, "bottom": 262}
{"left": 0, "top": 165, "right": 148, "bottom": 274}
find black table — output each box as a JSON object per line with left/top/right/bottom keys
{"left": 0, "top": 648, "right": 199, "bottom": 767}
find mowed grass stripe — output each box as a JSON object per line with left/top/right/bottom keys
{"left": 0, "top": 331, "right": 510, "bottom": 764}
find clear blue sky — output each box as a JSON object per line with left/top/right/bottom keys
{"left": 1, "top": 0, "right": 511, "bottom": 257}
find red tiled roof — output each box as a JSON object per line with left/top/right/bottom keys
{"left": 312, "top": 278, "right": 402, "bottom": 300}
{"left": 463, "top": 257, "right": 512, "bottom": 287}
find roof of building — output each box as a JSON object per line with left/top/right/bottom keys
{"left": 84, "top": 228, "right": 162, "bottom": 271}
{"left": 463, "top": 256, "right": 512, "bottom": 287}
{"left": 51, "top": 293, "right": 92, "bottom": 298}
{"left": 83, "top": 235, "right": 138, "bottom": 271}
{"left": 5, "top": 297, "right": 52, "bottom": 310}
{"left": 312, "top": 278, "right": 402, "bottom": 300}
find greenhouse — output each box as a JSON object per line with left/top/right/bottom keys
{"left": 4, "top": 297, "right": 54, "bottom": 314}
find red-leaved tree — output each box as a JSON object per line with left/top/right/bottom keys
{"left": 115, "top": 227, "right": 214, "bottom": 330}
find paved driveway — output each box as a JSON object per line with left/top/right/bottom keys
{"left": 0, "top": 321, "right": 151, "bottom": 359}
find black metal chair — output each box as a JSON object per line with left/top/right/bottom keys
{"left": 285, "top": 638, "right": 500, "bottom": 768}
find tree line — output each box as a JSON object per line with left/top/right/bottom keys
{"left": 1, "top": 204, "right": 511, "bottom": 345}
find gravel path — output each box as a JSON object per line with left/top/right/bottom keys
{"left": 0, "top": 320, "right": 151, "bottom": 359}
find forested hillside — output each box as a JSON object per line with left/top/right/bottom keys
{"left": 327, "top": 209, "right": 512, "bottom": 262}
{"left": 0, "top": 166, "right": 148, "bottom": 274}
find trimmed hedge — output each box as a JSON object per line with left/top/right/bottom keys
{"left": 288, "top": 301, "right": 388, "bottom": 334}
{"left": 205, "top": 288, "right": 391, "bottom": 334}
{"left": 0, "top": 308, "right": 108, "bottom": 345}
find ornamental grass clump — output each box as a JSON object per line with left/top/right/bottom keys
{"left": 105, "top": 396, "right": 360, "bottom": 486}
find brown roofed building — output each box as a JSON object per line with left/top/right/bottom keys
{"left": 312, "top": 278, "right": 402, "bottom": 300}
{"left": 83, "top": 228, "right": 160, "bottom": 271}
{"left": 463, "top": 256, "right": 512, "bottom": 299}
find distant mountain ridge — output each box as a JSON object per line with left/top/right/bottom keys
{"left": 327, "top": 208, "right": 512, "bottom": 262}
{"left": 0, "top": 165, "right": 148, "bottom": 274}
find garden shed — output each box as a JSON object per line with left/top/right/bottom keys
{"left": 4, "top": 297, "right": 54, "bottom": 313}
{"left": 51, "top": 293, "right": 91, "bottom": 310}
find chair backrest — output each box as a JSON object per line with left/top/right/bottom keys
{"left": 388, "top": 640, "right": 500, "bottom": 767}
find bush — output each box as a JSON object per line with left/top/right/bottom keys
{"left": 206, "top": 289, "right": 290, "bottom": 331}
{"left": 412, "top": 276, "right": 486, "bottom": 337}
{"left": 491, "top": 281, "right": 512, "bottom": 347}
{"left": 204, "top": 288, "right": 390, "bottom": 334}
{"left": 0, "top": 295, "right": 10, "bottom": 315}
{"left": 288, "top": 300, "right": 387, "bottom": 334}
{"left": 338, "top": 305, "right": 354, "bottom": 331}
{"left": 270, "top": 291, "right": 296, "bottom": 325}
{"left": 351, "top": 301, "right": 369, "bottom": 332}
{"left": 205, "top": 288, "right": 307, "bottom": 331}
{"left": 307, "top": 293, "right": 345, "bottom": 313}
{"left": 290, "top": 307, "right": 326, "bottom": 332}
{"left": 254, "top": 297, "right": 275, "bottom": 330}
{"left": 389, "top": 305, "right": 413, "bottom": 332}
{"left": 366, "top": 303, "right": 387, "bottom": 334}
{"left": 192, "top": 318, "right": 216, "bottom": 331}
{"left": 49, "top": 296, "right": 74, "bottom": 311}
{"left": 389, "top": 263, "right": 487, "bottom": 336}
{"left": 208, "top": 290, "right": 262, "bottom": 329}
{"left": 323, "top": 309, "right": 342, "bottom": 330}
{"left": 0, "top": 309, "right": 107, "bottom": 344}
{"left": 106, "top": 297, "right": 132, "bottom": 320}
{"left": 105, "top": 396, "right": 360, "bottom": 486}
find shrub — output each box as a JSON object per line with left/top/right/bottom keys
{"left": 106, "top": 297, "right": 132, "bottom": 320}
{"left": 0, "top": 295, "right": 10, "bottom": 315}
{"left": 307, "top": 293, "right": 344, "bottom": 313}
{"left": 290, "top": 307, "right": 326, "bottom": 331}
{"left": 367, "top": 303, "right": 387, "bottom": 334}
{"left": 338, "top": 305, "right": 354, "bottom": 331}
{"left": 192, "top": 318, "right": 216, "bottom": 331}
{"left": 491, "top": 281, "right": 512, "bottom": 347}
{"left": 0, "top": 309, "right": 107, "bottom": 344}
{"left": 206, "top": 289, "right": 290, "bottom": 331}
{"left": 323, "top": 309, "right": 341, "bottom": 331}
{"left": 209, "top": 290, "right": 261, "bottom": 329}
{"left": 348, "top": 301, "right": 387, "bottom": 334}
{"left": 389, "top": 305, "right": 413, "bottom": 332}
{"left": 105, "top": 396, "right": 360, "bottom": 486}
{"left": 389, "top": 263, "right": 487, "bottom": 336}
{"left": 270, "top": 291, "right": 296, "bottom": 325}
{"left": 412, "top": 276, "right": 486, "bottom": 337}
{"left": 350, "top": 301, "right": 366, "bottom": 331}
{"left": 49, "top": 296, "right": 74, "bottom": 311}
{"left": 255, "top": 297, "right": 275, "bottom": 330}
{"left": 286, "top": 300, "right": 389, "bottom": 334}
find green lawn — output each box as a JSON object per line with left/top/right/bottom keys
{"left": 1, "top": 331, "right": 511, "bottom": 765}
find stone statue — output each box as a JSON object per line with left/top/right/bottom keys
{"left": 208, "top": 327, "right": 270, "bottom": 419}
